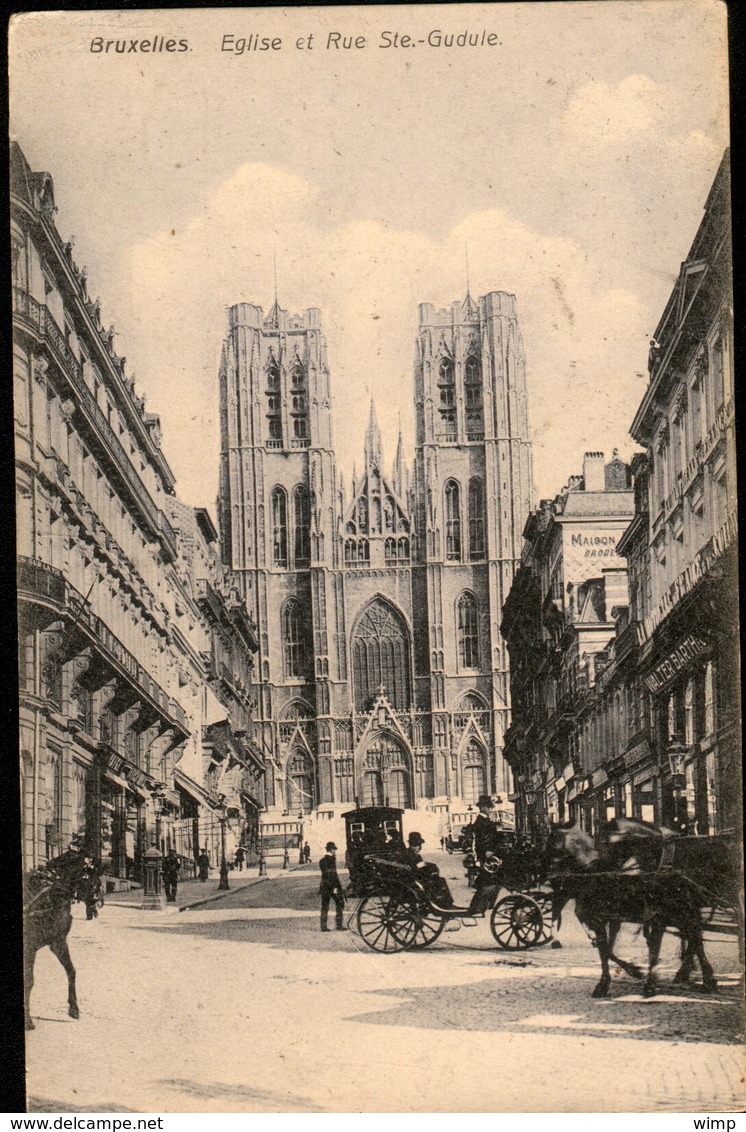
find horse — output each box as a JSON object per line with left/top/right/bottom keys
{"left": 23, "top": 847, "right": 102, "bottom": 1030}
{"left": 546, "top": 821, "right": 717, "bottom": 998}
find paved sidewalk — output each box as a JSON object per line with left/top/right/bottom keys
{"left": 103, "top": 860, "right": 315, "bottom": 912}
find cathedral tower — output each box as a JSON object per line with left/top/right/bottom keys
{"left": 413, "top": 291, "right": 534, "bottom": 798}
{"left": 217, "top": 301, "right": 337, "bottom": 810}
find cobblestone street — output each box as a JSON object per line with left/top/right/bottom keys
{"left": 25, "top": 858, "right": 745, "bottom": 1113}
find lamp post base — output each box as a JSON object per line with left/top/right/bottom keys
{"left": 282, "top": 849, "right": 290, "bottom": 869}
{"left": 140, "top": 893, "right": 164, "bottom": 911}
{"left": 258, "top": 853, "right": 267, "bottom": 876}
{"left": 218, "top": 864, "right": 230, "bottom": 890}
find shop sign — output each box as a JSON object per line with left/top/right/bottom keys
{"left": 554, "top": 776, "right": 566, "bottom": 793}
{"left": 562, "top": 763, "right": 575, "bottom": 782}
{"left": 645, "top": 634, "right": 709, "bottom": 693}
{"left": 624, "top": 738, "right": 651, "bottom": 768}
{"left": 591, "top": 768, "right": 608, "bottom": 788}
{"left": 568, "top": 531, "right": 621, "bottom": 559}
{"left": 633, "top": 770, "right": 655, "bottom": 788}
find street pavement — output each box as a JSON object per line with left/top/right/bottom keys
{"left": 25, "top": 852, "right": 745, "bottom": 1113}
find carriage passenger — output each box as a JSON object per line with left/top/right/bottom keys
{"left": 403, "top": 832, "right": 454, "bottom": 908}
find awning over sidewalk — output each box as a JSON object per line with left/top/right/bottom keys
{"left": 174, "top": 767, "right": 222, "bottom": 810}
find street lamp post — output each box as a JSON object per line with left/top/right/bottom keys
{"left": 218, "top": 801, "right": 230, "bottom": 890}
{"left": 258, "top": 822, "right": 267, "bottom": 876}
{"left": 281, "top": 811, "right": 290, "bottom": 869}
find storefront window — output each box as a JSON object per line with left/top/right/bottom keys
{"left": 704, "top": 662, "right": 715, "bottom": 735}
{"left": 624, "top": 782, "right": 633, "bottom": 818}
{"left": 684, "top": 680, "right": 695, "bottom": 746}
{"left": 604, "top": 785, "right": 615, "bottom": 823}
{"left": 705, "top": 750, "right": 717, "bottom": 832}
{"left": 72, "top": 762, "right": 87, "bottom": 838}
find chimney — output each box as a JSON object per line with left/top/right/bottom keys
{"left": 583, "top": 451, "right": 605, "bottom": 492}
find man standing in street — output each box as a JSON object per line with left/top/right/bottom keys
{"left": 471, "top": 795, "right": 498, "bottom": 865}
{"left": 319, "top": 841, "right": 346, "bottom": 931}
{"left": 162, "top": 848, "right": 181, "bottom": 903}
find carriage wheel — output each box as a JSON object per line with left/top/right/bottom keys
{"left": 490, "top": 894, "right": 546, "bottom": 950}
{"left": 357, "top": 894, "right": 418, "bottom": 953}
{"left": 410, "top": 907, "right": 446, "bottom": 949}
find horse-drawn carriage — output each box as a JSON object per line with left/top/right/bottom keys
{"left": 342, "top": 805, "right": 556, "bottom": 952}
{"left": 341, "top": 807, "right": 743, "bottom": 995}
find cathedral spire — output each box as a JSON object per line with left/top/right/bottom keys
{"left": 393, "top": 416, "right": 404, "bottom": 498}
{"left": 267, "top": 250, "right": 281, "bottom": 328}
{"left": 364, "top": 399, "right": 383, "bottom": 471}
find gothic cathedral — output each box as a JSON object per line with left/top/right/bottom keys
{"left": 217, "top": 292, "right": 533, "bottom": 820}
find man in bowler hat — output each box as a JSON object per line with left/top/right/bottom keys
{"left": 404, "top": 832, "right": 454, "bottom": 908}
{"left": 319, "top": 841, "right": 346, "bottom": 931}
{"left": 471, "top": 795, "right": 498, "bottom": 865}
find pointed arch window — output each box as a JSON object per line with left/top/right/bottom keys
{"left": 283, "top": 599, "right": 307, "bottom": 679}
{"left": 265, "top": 362, "right": 282, "bottom": 442}
{"left": 353, "top": 600, "right": 411, "bottom": 711}
{"left": 293, "top": 485, "right": 310, "bottom": 566}
{"left": 289, "top": 361, "right": 308, "bottom": 439}
{"left": 271, "top": 486, "right": 288, "bottom": 567}
{"left": 464, "top": 355, "right": 483, "bottom": 436}
{"left": 468, "top": 477, "right": 485, "bottom": 560}
{"left": 457, "top": 591, "right": 479, "bottom": 668}
{"left": 438, "top": 357, "right": 456, "bottom": 436}
{"left": 444, "top": 479, "right": 462, "bottom": 561}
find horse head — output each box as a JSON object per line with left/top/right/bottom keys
{"left": 546, "top": 823, "right": 599, "bottom": 872}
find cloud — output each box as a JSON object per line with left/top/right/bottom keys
{"left": 119, "top": 159, "right": 660, "bottom": 509}
{"left": 561, "top": 75, "right": 678, "bottom": 149}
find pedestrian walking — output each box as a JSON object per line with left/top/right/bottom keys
{"left": 319, "top": 841, "right": 346, "bottom": 931}
{"left": 235, "top": 845, "right": 245, "bottom": 871}
{"left": 303, "top": 841, "right": 311, "bottom": 864}
{"left": 162, "top": 848, "right": 181, "bottom": 902}
{"left": 197, "top": 848, "right": 210, "bottom": 882}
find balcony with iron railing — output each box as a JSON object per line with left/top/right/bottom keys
{"left": 17, "top": 556, "right": 189, "bottom": 734}
{"left": 13, "top": 286, "right": 178, "bottom": 561}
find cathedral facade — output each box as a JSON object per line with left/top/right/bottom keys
{"left": 217, "top": 291, "right": 533, "bottom": 819}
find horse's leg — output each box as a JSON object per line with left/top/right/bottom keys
{"left": 607, "top": 920, "right": 644, "bottom": 981}
{"left": 49, "top": 934, "right": 79, "bottom": 1020}
{"left": 690, "top": 919, "right": 718, "bottom": 993}
{"left": 550, "top": 893, "right": 563, "bottom": 949}
{"left": 643, "top": 921, "right": 665, "bottom": 998}
{"left": 23, "top": 943, "right": 36, "bottom": 1031}
{"left": 672, "top": 932, "right": 696, "bottom": 985}
{"left": 591, "top": 921, "right": 612, "bottom": 998}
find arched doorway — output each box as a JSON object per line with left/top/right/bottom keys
{"left": 462, "top": 738, "right": 487, "bottom": 805}
{"left": 352, "top": 598, "right": 412, "bottom": 712}
{"left": 360, "top": 733, "right": 412, "bottom": 808}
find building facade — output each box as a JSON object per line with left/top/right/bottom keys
{"left": 621, "top": 149, "right": 737, "bottom": 836}
{"left": 12, "top": 143, "right": 262, "bottom": 881}
{"left": 501, "top": 452, "right": 634, "bottom": 834}
{"left": 217, "top": 291, "right": 534, "bottom": 827}
{"left": 504, "top": 150, "right": 737, "bottom": 840}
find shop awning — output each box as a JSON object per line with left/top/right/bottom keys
{"left": 174, "top": 767, "right": 222, "bottom": 810}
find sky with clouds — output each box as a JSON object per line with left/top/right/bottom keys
{"left": 9, "top": 2, "right": 729, "bottom": 509}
